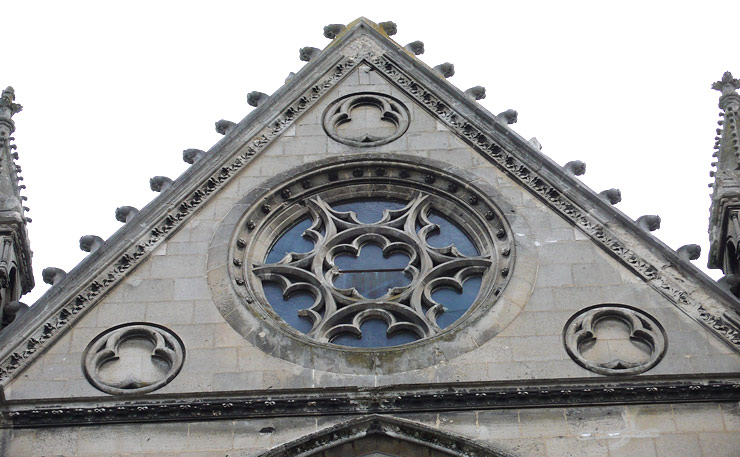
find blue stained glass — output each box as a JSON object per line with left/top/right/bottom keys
{"left": 424, "top": 211, "right": 479, "bottom": 256}
{"left": 262, "top": 282, "right": 314, "bottom": 334}
{"left": 334, "top": 244, "right": 409, "bottom": 271}
{"left": 331, "top": 319, "right": 418, "bottom": 347}
{"left": 265, "top": 217, "right": 314, "bottom": 264}
{"left": 332, "top": 200, "right": 406, "bottom": 223}
{"left": 334, "top": 244, "right": 411, "bottom": 299}
{"left": 431, "top": 276, "right": 482, "bottom": 329}
{"left": 333, "top": 270, "right": 411, "bottom": 299}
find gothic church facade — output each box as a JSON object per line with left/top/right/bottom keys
{"left": 0, "top": 18, "right": 739, "bottom": 457}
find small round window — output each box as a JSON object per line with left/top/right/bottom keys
{"left": 228, "top": 159, "right": 514, "bottom": 350}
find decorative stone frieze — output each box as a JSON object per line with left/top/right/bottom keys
{"left": 564, "top": 305, "right": 667, "bottom": 376}
{"left": 82, "top": 323, "right": 185, "bottom": 395}
{"left": 4, "top": 377, "right": 740, "bottom": 428}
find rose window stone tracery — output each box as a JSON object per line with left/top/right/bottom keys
{"left": 229, "top": 159, "right": 514, "bottom": 350}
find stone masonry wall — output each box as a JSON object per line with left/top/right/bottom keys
{"left": 5, "top": 64, "right": 739, "bottom": 401}
{"left": 3, "top": 403, "right": 740, "bottom": 456}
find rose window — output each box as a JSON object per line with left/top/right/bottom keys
{"left": 230, "top": 160, "right": 514, "bottom": 350}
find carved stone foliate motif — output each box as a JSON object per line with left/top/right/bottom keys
{"left": 564, "top": 305, "right": 667, "bottom": 376}
{"left": 322, "top": 92, "right": 410, "bottom": 147}
{"left": 83, "top": 323, "right": 185, "bottom": 395}
{"left": 231, "top": 160, "right": 513, "bottom": 349}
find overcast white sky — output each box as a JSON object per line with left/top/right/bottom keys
{"left": 3, "top": 1, "right": 739, "bottom": 304}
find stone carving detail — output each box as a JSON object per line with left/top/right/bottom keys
{"left": 6, "top": 378, "right": 740, "bottom": 427}
{"left": 3, "top": 34, "right": 739, "bottom": 384}
{"left": 712, "top": 71, "right": 740, "bottom": 96}
{"left": 378, "top": 21, "right": 397, "bottom": 36}
{"left": 299, "top": 47, "right": 321, "bottom": 62}
{"left": 464, "top": 86, "right": 486, "bottom": 101}
{"left": 247, "top": 91, "right": 270, "bottom": 107}
{"left": 495, "top": 109, "right": 517, "bottom": 125}
{"left": 637, "top": 215, "right": 661, "bottom": 232}
{"left": 323, "top": 24, "right": 346, "bottom": 39}
{"left": 79, "top": 235, "right": 104, "bottom": 254}
{"left": 42, "top": 267, "right": 67, "bottom": 285}
{"left": 677, "top": 244, "right": 701, "bottom": 262}
{"left": 404, "top": 41, "right": 424, "bottom": 55}
{"left": 599, "top": 188, "right": 622, "bottom": 205}
{"left": 83, "top": 323, "right": 185, "bottom": 395}
{"left": 149, "top": 176, "right": 174, "bottom": 193}
{"left": 115, "top": 206, "right": 140, "bottom": 223}
{"left": 564, "top": 160, "right": 586, "bottom": 176}
{"left": 232, "top": 161, "right": 513, "bottom": 349}
{"left": 215, "top": 119, "right": 237, "bottom": 135}
{"left": 2, "top": 301, "right": 27, "bottom": 327}
{"left": 182, "top": 149, "right": 206, "bottom": 164}
{"left": 322, "top": 92, "right": 410, "bottom": 147}
{"left": 564, "top": 305, "right": 666, "bottom": 376}
{"left": 433, "top": 63, "right": 455, "bottom": 78}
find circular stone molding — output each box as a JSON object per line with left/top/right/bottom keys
{"left": 322, "top": 92, "right": 410, "bottom": 147}
{"left": 209, "top": 154, "right": 533, "bottom": 375}
{"left": 82, "top": 323, "right": 185, "bottom": 395}
{"left": 563, "top": 305, "right": 667, "bottom": 376}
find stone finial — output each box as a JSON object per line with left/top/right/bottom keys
{"left": 183, "top": 148, "right": 206, "bottom": 164}
{"left": 378, "top": 21, "right": 397, "bottom": 36}
{"left": 637, "top": 215, "right": 661, "bottom": 232}
{"left": 496, "top": 109, "right": 518, "bottom": 125}
{"left": 299, "top": 47, "right": 322, "bottom": 62}
{"left": 0, "top": 86, "right": 23, "bottom": 117}
{"left": 115, "top": 206, "right": 139, "bottom": 223}
{"left": 42, "top": 267, "right": 67, "bottom": 285}
{"left": 528, "top": 137, "right": 542, "bottom": 150}
{"left": 247, "top": 91, "right": 270, "bottom": 107}
{"left": 712, "top": 72, "right": 740, "bottom": 111}
{"left": 677, "top": 244, "right": 701, "bottom": 262}
{"left": 79, "top": 235, "right": 104, "bottom": 254}
{"left": 433, "top": 63, "right": 455, "bottom": 78}
{"left": 599, "top": 188, "right": 622, "bottom": 205}
{"left": 712, "top": 72, "right": 740, "bottom": 96}
{"left": 285, "top": 72, "right": 296, "bottom": 84}
{"left": 215, "top": 120, "right": 237, "bottom": 135}
{"left": 323, "top": 24, "right": 345, "bottom": 39}
{"left": 464, "top": 86, "right": 486, "bottom": 101}
{"left": 150, "top": 176, "right": 174, "bottom": 192}
{"left": 718, "top": 274, "right": 740, "bottom": 298}
{"left": 404, "top": 41, "right": 424, "bottom": 55}
{"left": 564, "top": 160, "right": 586, "bottom": 176}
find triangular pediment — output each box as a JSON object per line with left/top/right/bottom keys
{"left": 0, "top": 17, "right": 738, "bottom": 398}
{"left": 260, "top": 414, "right": 513, "bottom": 457}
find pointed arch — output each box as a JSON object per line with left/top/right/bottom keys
{"left": 259, "top": 415, "right": 515, "bottom": 457}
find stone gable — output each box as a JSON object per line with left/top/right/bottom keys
{"left": 1, "top": 17, "right": 738, "bottom": 457}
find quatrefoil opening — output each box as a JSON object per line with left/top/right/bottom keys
{"left": 564, "top": 305, "right": 666, "bottom": 376}
{"left": 323, "top": 92, "right": 410, "bottom": 147}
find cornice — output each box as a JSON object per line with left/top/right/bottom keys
{"left": 3, "top": 376, "right": 739, "bottom": 428}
